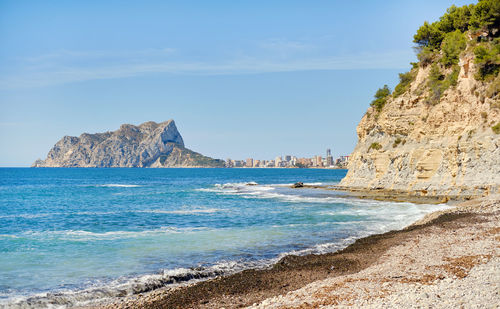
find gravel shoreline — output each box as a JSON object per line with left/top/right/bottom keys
{"left": 94, "top": 194, "right": 499, "bottom": 309}
{"left": 250, "top": 194, "right": 500, "bottom": 308}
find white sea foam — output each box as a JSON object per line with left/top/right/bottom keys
{"left": 0, "top": 213, "right": 53, "bottom": 219}
{"left": 321, "top": 202, "right": 453, "bottom": 224}
{"left": 0, "top": 209, "right": 224, "bottom": 220}
{"left": 72, "top": 211, "right": 121, "bottom": 216}
{"left": 198, "top": 183, "right": 453, "bottom": 214}
{"left": 138, "top": 208, "right": 227, "bottom": 215}
{"left": 271, "top": 222, "right": 333, "bottom": 228}
{"left": 274, "top": 207, "right": 444, "bottom": 259}
{"left": 21, "top": 226, "right": 210, "bottom": 241}
{"left": 276, "top": 242, "right": 345, "bottom": 259}
{"left": 95, "top": 184, "right": 142, "bottom": 188}
{"left": 0, "top": 259, "right": 271, "bottom": 309}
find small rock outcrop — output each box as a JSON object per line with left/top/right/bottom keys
{"left": 292, "top": 182, "right": 304, "bottom": 188}
{"left": 32, "top": 120, "right": 225, "bottom": 168}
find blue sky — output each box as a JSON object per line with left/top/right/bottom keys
{"left": 0, "top": 0, "right": 474, "bottom": 166}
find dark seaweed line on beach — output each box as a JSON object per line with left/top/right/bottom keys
{"left": 106, "top": 212, "right": 479, "bottom": 309}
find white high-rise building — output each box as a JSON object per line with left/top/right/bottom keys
{"left": 275, "top": 156, "right": 282, "bottom": 167}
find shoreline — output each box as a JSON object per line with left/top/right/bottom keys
{"left": 294, "top": 184, "right": 490, "bottom": 205}
{"left": 252, "top": 194, "right": 500, "bottom": 308}
{"left": 94, "top": 194, "right": 500, "bottom": 309}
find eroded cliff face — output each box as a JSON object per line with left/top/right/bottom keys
{"left": 340, "top": 53, "right": 500, "bottom": 197}
{"left": 32, "top": 120, "right": 225, "bottom": 168}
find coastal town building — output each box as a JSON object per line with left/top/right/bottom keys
{"left": 225, "top": 149, "right": 349, "bottom": 169}
{"left": 275, "top": 156, "right": 282, "bottom": 167}
{"left": 315, "top": 155, "right": 323, "bottom": 167}
{"left": 326, "top": 149, "right": 334, "bottom": 166}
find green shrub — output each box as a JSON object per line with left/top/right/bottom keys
{"left": 429, "top": 63, "right": 445, "bottom": 83}
{"left": 412, "top": 1, "right": 499, "bottom": 69}
{"left": 447, "top": 65, "right": 460, "bottom": 87}
{"left": 417, "top": 46, "right": 438, "bottom": 66}
{"left": 393, "top": 70, "right": 417, "bottom": 98}
{"left": 486, "top": 73, "right": 500, "bottom": 98}
{"left": 413, "top": 4, "right": 472, "bottom": 51}
{"left": 438, "top": 4, "right": 473, "bottom": 33}
{"left": 492, "top": 122, "right": 500, "bottom": 134}
{"left": 392, "top": 138, "right": 402, "bottom": 148}
{"left": 414, "top": 21, "right": 444, "bottom": 50}
{"left": 426, "top": 64, "right": 460, "bottom": 105}
{"left": 469, "top": 0, "right": 500, "bottom": 33}
{"left": 370, "top": 85, "right": 391, "bottom": 112}
{"left": 441, "top": 30, "right": 467, "bottom": 66}
{"left": 369, "top": 142, "right": 382, "bottom": 151}
{"left": 474, "top": 39, "right": 500, "bottom": 80}
{"left": 427, "top": 64, "right": 445, "bottom": 104}
{"left": 413, "top": 1, "right": 498, "bottom": 50}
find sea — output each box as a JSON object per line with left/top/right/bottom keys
{"left": 0, "top": 168, "right": 451, "bottom": 308}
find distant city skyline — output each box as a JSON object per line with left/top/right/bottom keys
{"left": 0, "top": 0, "right": 474, "bottom": 166}
{"left": 226, "top": 148, "right": 349, "bottom": 168}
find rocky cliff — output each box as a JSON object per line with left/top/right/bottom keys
{"left": 32, "top": 120, "right": 225, "bottom": 168}
{"left": 340, "top": 2, "right": 500, "bottom": 198}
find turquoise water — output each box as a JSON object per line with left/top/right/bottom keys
{"left": 0, "top": 168, "right": 450, "bottom": 307}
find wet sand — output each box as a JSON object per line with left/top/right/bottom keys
{"left": 98, "top": 194, "right": 499, "bottom": 309}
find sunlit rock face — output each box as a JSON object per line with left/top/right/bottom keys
{"left": 340, "top": 53, "right": 500, "bottom": 197}
{"left": 32, "top": 120, "right": 224, "bottom": 168}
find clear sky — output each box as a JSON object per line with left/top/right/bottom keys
{"left": 0, "top": 0, "right": 474, "bottom": 166}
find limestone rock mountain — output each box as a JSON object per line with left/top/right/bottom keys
{"left": 32, "top": 120, "right": 225, "bottom": 168}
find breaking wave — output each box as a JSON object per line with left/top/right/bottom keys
{"left": 0, "top": 222, "right": 403, "bottom": 309}
{"left": 137, "top": 208, "right": 227, "bottom": 215}
{"left": 18, "top": 227, "right": 209, "bottom": 241}
{"left": 197, "top": 182, "right": 448, "bottom": 209}
{"left": 0, "top": 260, "right": 265, "bottom": 308}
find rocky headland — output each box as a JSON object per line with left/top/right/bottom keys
{"left": 32, "top": 120, "right": 225, "bottom": 168}
{"left": 340, "top": 10, "right": 500, "bottom": 199}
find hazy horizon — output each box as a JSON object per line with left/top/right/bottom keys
{"left": 0, "top": 0, "right": 474, "bottom": 166}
